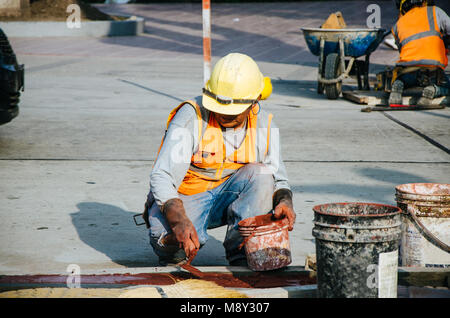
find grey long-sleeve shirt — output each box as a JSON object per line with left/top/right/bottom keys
{"left": 436, "top": 7, "right": 450, "bottom": 36}
{"left": 149, "top": 97, "right": 291, "bottom": 207}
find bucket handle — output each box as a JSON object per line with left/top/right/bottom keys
{"left": 238, "top": 232, "right": 255, "bottom": 250}
{"left": 408, "top": 205, "right": 450, "bottom": 253}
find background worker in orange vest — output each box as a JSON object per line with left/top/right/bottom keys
{"left": 389, "top": 0, "right": 450, "bottom": 106}
{"left": 143, "top": 53, "right": 296, "bottom": 266}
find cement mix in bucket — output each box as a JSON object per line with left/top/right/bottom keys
{"left": 239, "top": 214, "right": 292, "bottom": 271}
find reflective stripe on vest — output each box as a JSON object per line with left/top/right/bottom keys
{"left": 163, "top": 101, "right": 273, "bottom": 196}
{"left": 153, "top": 100, "right": 203, "bottom": 165}
{"left": 392, "top": 6, "right": 447, "bottom": 69}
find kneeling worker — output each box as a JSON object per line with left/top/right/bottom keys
{"left": 143, "top": 53, "right": 296, "bottom": 266}
{"left": 389, "top": 0, "right": 450, "bottom": 106}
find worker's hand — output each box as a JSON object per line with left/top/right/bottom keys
{"left": 162, "top": 198, "right": 200, "bottom": 259}
{"left": 171, "top": 218, "right": 200, "bottom": 259}
{"left": 272, "top": 189, "right": 296, "bottom": 231}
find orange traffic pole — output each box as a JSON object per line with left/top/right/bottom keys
{"left": 202, "top": 0, "right": 211, "bottom": 85}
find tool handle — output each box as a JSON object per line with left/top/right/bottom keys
{"left": 238, "top": 232, "right": 256, "bottom": 250}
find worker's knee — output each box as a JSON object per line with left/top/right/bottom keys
{"left": 231, "top": 164, "right": 275, "bottom": 205}
{"left": 237, "top": 163, "right": 274, "bottom": 186}
{"left": 225, "top": 163, "right": 274, "bottom": 214}
{"left": 147, "top": 202, "right": 168, "bottom": 243}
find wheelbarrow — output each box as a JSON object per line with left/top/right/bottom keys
{"left": 302, "top": 28, "right": 388, "bottom": 99}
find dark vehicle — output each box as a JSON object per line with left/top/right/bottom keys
{"left": 0, "top": 28, "right": 24, "bottom": 125}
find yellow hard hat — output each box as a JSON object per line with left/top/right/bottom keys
{"left": 202, "top": 53, "right": 264, "bottom": 115}
{"left": 261, "top": 77, "right": 272, "bottom": 100}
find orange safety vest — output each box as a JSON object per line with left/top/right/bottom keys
{"left": 155, "top": 100, "right": 274, "bottom": 196}
{"left": 392, "top": 6, "right": 447, "bottom": 69}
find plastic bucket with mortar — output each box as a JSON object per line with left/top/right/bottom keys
{"left": 238, "top": 214, "right": 292, "bottom": 271}
{"left": 312, "top": 202, "right": 402, "bottom": 298}
{"left": 395, "top": 183, "right": 450, "bottom": 267}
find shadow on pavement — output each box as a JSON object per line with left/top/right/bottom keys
{"left": 420, "top": 110, "right": 450, "bottom": 119}
{"left": 271, "top": 79, "right": 320, "bottom": 100}
{"left": 355, "top": 167, "right": 434, "bottom": 185}
{"left": 70, "top": 202, "right": 157, "bottom": 267}
{"left": 291, "top": 167, "right": 432, "bottom": 204}
{"left": 95, "top": 1, "right": 405, "bottom": 64}
{"left": 101, "top": 15, "right": 309, "bottom": 64}
{"left": 70, "top": 202, "right": 228, "bottom": 267}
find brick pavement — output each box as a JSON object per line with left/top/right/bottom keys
{"left": 7, "top": 1, "right": 403, "bottom": 65}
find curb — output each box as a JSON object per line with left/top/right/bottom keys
{"left": 0, "top": 16, "right": 144, "bottom": 37}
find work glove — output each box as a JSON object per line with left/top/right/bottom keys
{"left": 272, "top": 188, "right": 296, "bottom": 231}
{"left": 162, "top": 198, "right": 200, "bottom": 260}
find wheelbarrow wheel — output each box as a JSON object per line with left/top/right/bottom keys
{"left": 317, "top": 82, "right": 324, "bottom": 94}
{"left": 324, "top": 53, "right": 342, "bottom": 100}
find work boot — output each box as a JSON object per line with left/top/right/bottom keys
{"left": 229, "top": 258, "right": 248, "bottom": 267}
{"left": 417, "top": 85, "right": 437, "bottom": 106}
{"left": 158, "top": 253, "right": 187, "bottom": 266}
{"left": 388, "top": 80, "right": 404, "bottom": 106}
{"left": 157, "top": 233, "right": 187, "bottom": 266}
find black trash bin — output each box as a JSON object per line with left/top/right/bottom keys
{"left": 312, "top": 202, "right": 402, "bottom": 298}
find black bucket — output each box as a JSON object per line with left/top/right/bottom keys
{"left": 312, "top": 202, "right": 402, "bottom": 298}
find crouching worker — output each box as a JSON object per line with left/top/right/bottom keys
{"left": 389, "top": 0, "right": 450, "bottom": 106}
{"left": 143, "top": 53, "right": 296, "bottom": 266}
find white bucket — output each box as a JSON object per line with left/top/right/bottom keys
{"left": 395, "top": 183, "right": 450, "bottom": 268}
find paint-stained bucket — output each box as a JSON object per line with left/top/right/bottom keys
{"left": 238, "top": 214, "right": 291, "bottom": 271}
{"left": 312, "top": 203, "right": 402, "bottom": 298}
{"left": 395, "top": 183, "right": 450, "bottom": 267}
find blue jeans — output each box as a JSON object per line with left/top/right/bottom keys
{"left": 148, "top": 163, "right": 275, "bottom": 264}
{"left": 398, "top": 71, "right": 450, "bottom": 97}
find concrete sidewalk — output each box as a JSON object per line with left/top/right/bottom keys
{"left": 0, "top": 2, "right": 449, "bottom": 276}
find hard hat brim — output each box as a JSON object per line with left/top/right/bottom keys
{"left": 202, "top": 93, "right": 253, "bottom": 115}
